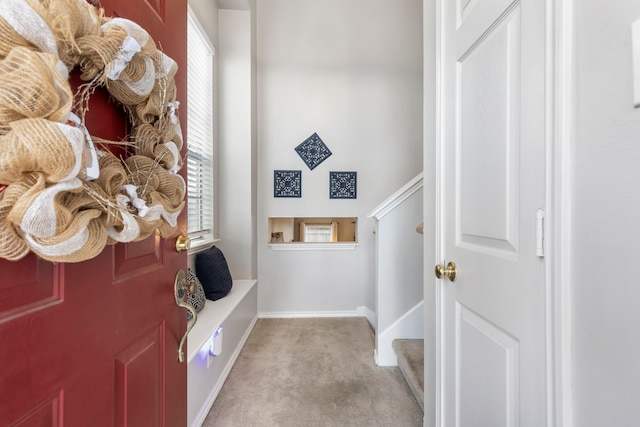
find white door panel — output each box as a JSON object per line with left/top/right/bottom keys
{"left": 457, "top": 303, "right": 519, "bottom": 427}
{"left": 457, "top": 6, "right": 520, "bottom": 256}
{"left": 438, "top": 0, "right": 547, "bottom": 425}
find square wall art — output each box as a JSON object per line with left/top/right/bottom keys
{"left": 330, "top": 171, "right": 357, "bottom": 199}
{"left": 295, "top": 132, "right": 332, "bottom": 170}
{"left": 274, "top": 170, "right": 302, "bottom": 198}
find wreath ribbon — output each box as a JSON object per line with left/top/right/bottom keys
{"left": 0, "top": 0, "right": 185, "bottom": 263}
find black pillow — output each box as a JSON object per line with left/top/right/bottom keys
{"left": 195, "top": 246, "right": 233, "bottom": 301}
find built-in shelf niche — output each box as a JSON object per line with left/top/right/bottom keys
{"left": 268, "top": 217, "right": 357, "bottom": 244}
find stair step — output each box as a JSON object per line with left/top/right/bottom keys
{"left": 393, "top": 339, "right": 424, "bottom": 412}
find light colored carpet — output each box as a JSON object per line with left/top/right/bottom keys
{"left": 202, "top": 317, "right": 423, "bottom": 427}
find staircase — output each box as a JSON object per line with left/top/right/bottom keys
{"left": 368, "top": 173, "right": 424, "bottom": 366}
{"left": 369, "top": 173, "right": 424, "bottom": 410}
{"left": 393, "top": 339, "right": 424, "bottom": 412}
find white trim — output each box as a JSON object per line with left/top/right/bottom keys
{"left": 258, "top": 310, "right": 364, "bottom": 319}
{"left": 268, "top": 243, "right": 358, "bottom": 251}
{"left": 379, "top": 300, "right": 424, "bottom": 337}
{"left": 423, "top": 0, "right": 439, "bottom": 422}
{"left": 187, "top": 239, "right": 221, "bottom": 257}
{"left": 187, "top": 5, "right": 216, "bottom": 53}
{"left": 546, "top": 0, "right": 573, "bottom": 425}
{"left": 376, "top": 300, "right": 424, "bottom": 366}
{"left": 434, "top": 0, "right": 444, "bottom": 424}
{"left": 186, "top": 7, "right": 217, "bottom": 245}
{"left": 368, "top": 173, "right": 424, "bottom": 220}
{"left": 357, "top": 305, "right": 377, "bottom": 330}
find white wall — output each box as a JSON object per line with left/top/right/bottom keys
{"left": 572, "top": 0, "right": 640, "bottom": 425}
{"left": 256, "top": 0, "right": 423, "bottom": 314}
{"left": 189, "top": 0, "right": 257, "bottom": 280}
{"left": 373, "top": 184, "right": 424, "bottom": 366}
{"left": 189, "top": 0, "right": 219, "bottom": 43}
{"left": 218, "top": 8, "right": 256, "bottom": 279}
{"left": 374, "top": 185, "right": 424, "bottom": 333}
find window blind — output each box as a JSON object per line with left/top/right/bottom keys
{"left": 187, "top": 14, "right": 214, "bottom": 246}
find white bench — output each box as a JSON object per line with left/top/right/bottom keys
{"left": 187, "top": 279, "right": 258, "bottom": 427}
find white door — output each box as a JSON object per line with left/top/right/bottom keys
{"left": 437, "top": 0, "right": 547, "bottom": 426}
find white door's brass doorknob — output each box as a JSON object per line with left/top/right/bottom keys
{"left": 175, "top": 235, "right": 191, "bottom": 252}
{"left": 435, "top": 261, "right": 457, "bottom": 281}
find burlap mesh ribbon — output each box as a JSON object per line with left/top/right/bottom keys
{"left": 133, "top": 122, "right": 183, "bottom": 173}
{"left": 102, "top": 18, "right": 159, "bottom": 107}
{"left": 0, "top": 0, "right": 58, "bottom": 57}
{"left": 76, "top": 25, "right": 127, "bottom": 81}
{"left": 24, "top": 0, "right": 102, "bottom": 69}
{"left": 0, "top": 16, "right": 33, "bottom": 59}
{"left": 0, "top": 178, "right": 32, "bottom": 260}
{"left": 0, "top": 0, "right": 185, "bottom": 263}
{"left": 125, "top": 155, "right": 185, "bottom": 213}
{"left": 0, "top": 47, "right": 72, "bottom": 135}
{"left": 133, "top": 53, "right": 178, "bottom": 125}
{"left": 0, "top": 118, "right": 85, "bottom": 183}
{"left": 26, "top": 208, "right": 107, "bottom": 263}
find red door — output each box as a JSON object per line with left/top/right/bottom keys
{"left": 0, "top": 0, "right": 188, "bottom": 426}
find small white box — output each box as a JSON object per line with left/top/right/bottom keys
{"left": 209, "top": 326, "right": 223, "bottom": 356}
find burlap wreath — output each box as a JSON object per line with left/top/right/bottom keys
{"left": 0, "top": 0, "right": 185, "bottom": 262}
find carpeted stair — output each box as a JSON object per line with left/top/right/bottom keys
{"left": 393, "top": 339, "right": 424, "bottom": 412}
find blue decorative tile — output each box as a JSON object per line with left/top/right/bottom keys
{"left": 295, "top": 133, "right": 332, "bottom": 170}
{"left": 330, "top": 171, "right": 357, "bottom": 199}
{"left": 274, "top": 170, "right": 302, "bottom": 198}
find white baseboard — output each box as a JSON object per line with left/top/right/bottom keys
{"left": 258, "top": 310, "right": 362, "bottom": 319}
{"left": 257, "top": 307, "right": 376, "bottom": 328}
{"left": 376, "top": 300, "right": 424, "bottom": 366}
{"left": 356, "top": 306, "right": 376, "bottom": 330}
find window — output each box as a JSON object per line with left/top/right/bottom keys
{"left": 267, "top": 217, "right": 358, "bottom": 251}
{"left": 268, "top": 217, "right": 357, "bottom": 243}
{"left": 300, "top": 223, "right": 337, "bottom": 243}
{"left": 187, "top": 12, "right": 215, "bottom": 249}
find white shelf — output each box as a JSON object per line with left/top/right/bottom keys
{"left": 268, "top": 243, "right": 358, "bottom": 251}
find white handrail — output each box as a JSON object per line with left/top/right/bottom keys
{"left": 368, "top": 172, "right": 423, "bottom": 221}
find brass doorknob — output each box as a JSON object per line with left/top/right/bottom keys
{"left": 435, "top": 261, "right": 457, "bottom": 281}
{"left": 175, "top": 235, "right": 191, "bottom": 252}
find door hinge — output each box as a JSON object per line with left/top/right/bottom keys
{"left": 536, "top": 209, "right": 545, "bottom": 258}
